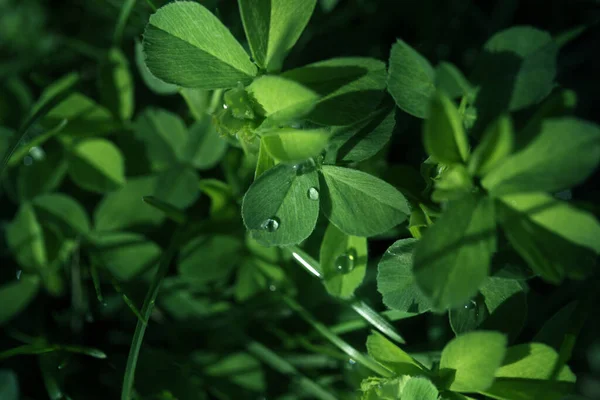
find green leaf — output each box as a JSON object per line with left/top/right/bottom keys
{"left": 41, "top": 93, "right": 116, "bottom": 137}
{"left": 134, "top": 39, "right": 178, "bottom": 95}
{"left": 468, "top": 115, "right": 514, "bottom": 177}
{"left": 320, "top": 166, "right": 410, "bottom": 237}
{"left": 496, "top": 192, "right": 600, "bottom": 283}
{"left": 6, "top": 203, "right": 46, "bottom": 271}
{"left": 472, "top": 26, "right": 558, "bottom": 113}
{"left": 199, "top": 179, "right": 237, "bottom": 221}
{"left": 94, "top": 175, "right": 163, "bottom": 231}
{"left": 479, "top": 378, "right": 575, "bottom": 400}
{"left": 377, "top": 238, "right": 432, "bottom": 314}
{"left": 328, "top": 106, "right": 395, "bottom": 163}
{"left": 153, "top": 166, "right": 200, "bottom": 209}
{"left": 435, "top": 62, "right": 473, "bottom": 99}
{"left": 180, "top": 88, "right": 210, "bottom": 121}
{"left": 184, "top": 116, "right": 228, "bottom": 170}
{"left": 134, "top": 108, "right": 187, "bottom": 172}
{"left": 178, "top": 235, "right": 244, "bottom": 287}
{"left": 143, "top": 1, "right": 257, "bottom": 89}
{"left": 423, "top": 90, "right": 469, "bottom": 164}
{"left": 450, "top": 277, "right": 526, "bottom": 340}
{"left": 262, "top": 128, "right": 330, "bottom": 163}
{"left": 246, "top": 75, "right": 319, "bottom": 125}
{"left": 255, "top": 138, "right": 276, "bottom": 179}
{"left": 282, "top": 57, "right": 387, "bottom": 125}
{"left": 235, "top": 257, "right": 286, "bottom": 301}
{"left": 0, "top": 369, "right": 19, "bottom": 400}
{"left": 413, "top": 194, "right": 496, "bottom": 310}
{"left": 17, "top": 142, "right": 68, "bottom": 200}
{"left": 319, "top": 223, "right": 367, "bottom": 299}
{"left": 440, "top": 331, "right": 507, "bottom": 392}
{"left": 98, "top": 47, "right": 134, "bottom": 121}
{"left": 89, "top": 232, "right": 161, "bottom": 281}
{"left": 482, "top": 118, "right": 600, "bottom": 196}
{"left": 495, "top": 343, "right": 576, "bottom": 382}
{"left": 68, "top": 138, "right": 126, "bottom": 193}
{"left": 402, "top": 377, "right": 439, "bottom": 400}
{"left": 387, "top": 40, "right": 435, "bottom": 118}
{"left": 31, "top": 193, "right": 91, "bottom": 238}
{"left": 142, "top": 196, "right": 186, "bottom": 224}
{"left": 242, "top": 163, "right": 320, "bottom": 246}
{"left": 238, "top": 0, "right": 316, "bottom": 72}
{"left": 366, "top": 331, "right": 425, "bottom": 376}
{"left": 0, "top": 276, "right": 40, "bottom": 325}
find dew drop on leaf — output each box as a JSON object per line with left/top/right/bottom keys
{"left": 336, "top": 248, "right": 357, "bottom": 274}
{"left": 307, "top": 187, "right": 319, "bottom": 201}
{"left": 23, "top": 155, "right": 33, "bottom": 166}
{"left": 268, "top": 284, "right": 277, "bottom": 292}
{"left": 261, "top": 217, "right": 280, "bottom": 232}
{"left": 464, "top": 299, "right": 477, "bottom": 310}
{"left": 16, "top": 269, "right": 22, "bottom": 280}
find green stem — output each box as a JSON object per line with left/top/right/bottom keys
{"left": 120, "top": 228, "right": 185, "bottom": 400}
{"left": 287, "top": 246, "right": 406, "bottom": 344}
{"left": 282, "top": 295, "right": 393, "bottom": 378}
{"left": 246, "top": 340, "right": 338, "bottom": 400}
{"left": 113, "top": 0, "right": 137, "bottom": 46}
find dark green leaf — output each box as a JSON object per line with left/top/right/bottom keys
{"left": 31, "top": 193, "right": 91, "bottom": 238}
{"left": 0, "top": 370, "right": 19, "bottom": 400}
{"left": 320, "top": 166, "right": 410, "bottom": 237}
{"left": 435, "top": 62, "right": 473, "bottom": 99}
{"left": 0, "top": 276, "right": 40, "bottom": 325}
{"left": 414, "top": 194, "right": 496, "bottom": 310}
{"left": 184, "top": 116, "right": 228, "bottom": 169}
{"left": 134, "top": 39, "right": 178, "bottom": 95}
{"left": 242, "top": 163, "right": 320, "bottom": 246}
{"left": 469, "top": 114, "right": 514, "bottom": 177}
{"left": 98, "top": 47, "right": 134, "bottom": 121}
{"left": 143, "top": 2, "right": 257, "bottom": 89}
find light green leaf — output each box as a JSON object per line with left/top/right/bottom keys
{"left": 199, "top": 179, "right": 237, "bottom": 221}
{"left": 239, "top": 0, "right": 316, "bottom": 72}
{"left": 319, "top": 223, "right": 367, "bottom": 299}
{"left": 134, "top": 39, "right": 178, "bottom": 95}
{"left": 246, "top": 75, "right": 319, "bottom": 125}
{"left": 89, "top": 232, "right": 161, "bottom": 281}
{"left": 387, "top": 40, "right": 435, "bottom": 118}
{"left": 178, "top": 235, "right": 244, "bottom": 287}
{"left": 440, "top": 331, "right": 507, "bottom": 392}
{"left": 328, "top": 106, "right": 395, "bottom": 163}
{"left": 143, "top": 1, "right": 257, "bottom": 89}
{"left": 414, "top": 194, "right": 496, "bottom": 311}
{"left": 366, "top": 331, "right": 425, "bottom": 376}
{"left": 262, "top": 128, "right": 330, "bottom": 163}
{"left": 180, "top": 88, "right": 210, "bottom": 121}
{"left": 6, "top": 203, "right": 46, "bottom": 271}
{"left": 255, "top": 139, "right": 275, "bottom": 179}
{"left": 496, "top": 192, "right": 600, "bottom": 283}
{"left": 94, "top": 175, "right": 164, "bottom": 231}
{"left": 0, "top": 276, "right": 40, "bottom": 325}
{"left": 134, "top": 108, "right": 187, "bottom": 172}
{"left": 320, "top": 166, "right": 410, "bottom": 237}
{"left": 42, "top": 92, "right": 116, "bottom": 137}
{"left": 423, "top": 90, "right": 469, "bottom": 164}
{"left": 402, "top": 377, "right": 439, "bottom": 400}
{"left": 472, "top": 26, "right": 558, "bottom": 112}
{"left": 31, "top": 193, "right": 90, "bottom": 238}
{"left": 68, "top": 138, "right": 126, "bottom": 193}
{"left": 377, "top": 238, "right": 431, "bottom": 314}
{"left": 479, "top": 378, "right": 575, "bottom": 400}
{"left": 482, "top": 118, "right": 600, "bottom": 196}
{"left": 435, "top": 62, "right": 473, "bottom": 99}
{"left": 242, "top": 163, "right": 320, "bottom": 246}
{"left": 184, "top": 116, "right": 228, "bottom": 170}
{"left": 469, "top": 114, "right": 514, "bottom": 177}
{"left": 282, "top": 57, "right": 387, "bottom": 125}
{"left": 98, "top": 47, "right": 134, "bottom": 121}
{"left": 495, "top": 343, "right": 576, "bottom": 382}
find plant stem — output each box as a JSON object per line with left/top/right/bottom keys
{"left": 113, "top": 0, "right": 137, "bottom": 46}
{"left": 246, "top": 340, "right": 338, "bottom": 400}
{"left": 120, "top": 228, "right": 185, "bottom": 400}
{"left": 287, "top": 246, "right": 407, "bottom": 344}
{"left": 282, "top": 295, "right": 393, "bottom": 378}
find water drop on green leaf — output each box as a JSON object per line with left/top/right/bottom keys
{"left": 261, "top": 217, "right": 280, "bottom": 232}
{"left": 335, "top": 248, "right": 357, "bottom": 273}
{"left": 307, "top": 187, "right": 319, "bottom": 200}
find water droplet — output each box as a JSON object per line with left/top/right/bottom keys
{"left": 268, "top": 284, "right": 277, "bottom": 292}
{"left": 29, "top": 146, "right": 45, "bottom": 161}
{"left": 16, "top": 270, "right": 22, "bottom": 280}
{"left": 293, "top": 159, "right": 316, "bottom": 176}
{"left": 222, "top": 103, "right": 229, "bottom": 109}
{"left": 85, "top": 312, "right": 94, "bottom": 323}
{"left": 336, "top": 249, "right": 357, "bottom": 274}
{"left": 58, "top": 361, "right": 68, "bottom": 370}
{"left": 261, "top": 217, "right": 280, "bottom": 232}
{"left": 307, "top": 187, "right": 319, "bottom": 201}
{"left": 23, "top": 155, "right": 33, "bottom": 166}
{"left": 348, "top": 358, "right": 356, "bottom": 366}
{"left": 464, "top": 299, "right": 477, "bottom": 310}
